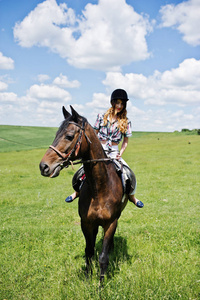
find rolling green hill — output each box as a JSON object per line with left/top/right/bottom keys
{"left": 0, "top": 125, "right": 199, "bottom": 299}
{"left": 0, "top": 125, "right": 198, "bottom": 153}
{"left": 0, "top": 125, "right": 58, "bottom": 152}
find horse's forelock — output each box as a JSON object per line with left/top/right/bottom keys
{"left": 53, "top": 114, "right": 88, "bottom": 146}
{"left": 53, "top": 115, "right": 73, "bottom": 145}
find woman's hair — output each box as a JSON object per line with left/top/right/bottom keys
{"left": 103, "top": 102, "right": 128, "bottom": 134}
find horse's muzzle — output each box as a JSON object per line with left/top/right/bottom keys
{"left": 39, "top": 161, "right": 62, "bottom": 178}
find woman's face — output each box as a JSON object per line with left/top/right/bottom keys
{"left": 114, "top": 99, "right": 124, "bottom": 115}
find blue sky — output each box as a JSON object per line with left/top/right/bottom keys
{"left": 0, "top": 0, "right": 200, "bottom": 131}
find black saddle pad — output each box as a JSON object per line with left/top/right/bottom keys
{"left": 72, "top": 162, "right": 136, "bottom": 195}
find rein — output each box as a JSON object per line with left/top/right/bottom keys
{"left": 68, "top": 157, "right": 113, "bottom": 166}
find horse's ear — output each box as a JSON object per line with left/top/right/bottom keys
{"left": 70, "top": 105, "right": 81, "bottom": 123}
{"left": 62, "top": 106, "right": 71, "bottom": 119}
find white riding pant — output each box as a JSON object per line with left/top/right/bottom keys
{"left": 102, "top": 144, "right": 136, "bottom": 195}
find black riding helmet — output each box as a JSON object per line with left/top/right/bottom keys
{"left": 110, "top": 89, "right": 129, "bottom": 111}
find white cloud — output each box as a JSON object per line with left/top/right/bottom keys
{"left": 14, "top": 0, "right": 76, "bottom": 48}
{"left": 0, "top": 92, "right": 18, "bottom": 103}
{"left": 27, "top": 83, "right": 72, "bottom": 102}
{"left": 0, "top": 73, "right": 79, "bottom": 118}
{"left": 102, "top": 58, "right": 200, "bottom": 107}
{"left": 0, "top": 73, "right": 78, "bottom": 126}
{"left": 84, "top": 95, "right": 200, "bottom": 132}
{"left": 127, "top": 104, "right": 200, "bottom": 132}
{"left": 86, "top": 93, "right": 110, "bottom": 108}
{"left": 13, "top": 0, "right": 153, "bottom": 71}
{"left": 84, "top": 92, "right": 110, "bottom": 122}
{"left": 0, "top": 81, "right": 8, "bottom": 91}
{"left": 160, "top": 0, "right": 200, "bottom": 46}
{"left": 0, "top": 52, "right": 14, "bottom": 69}
{"left": 0, "top": 57, "right": 199, "bottom": 130}
{"left": 160, "top": 58, "right": 200, "bottom": 89}
{"left": 83, "top": 58, "right": 200, "bottom": 131}
{"left": 37, "top": 74, "right": 50, "bottom": 82}
{"left": 53, "top": 73, "right": 80, "bottom": 88}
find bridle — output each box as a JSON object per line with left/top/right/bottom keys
{"left": 49, "top": 120, "right": 113, "bottom": 169}
{"left": 49, "top": 120, "right": 91, "bottom": 168}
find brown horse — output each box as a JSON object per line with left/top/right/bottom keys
{"left": 39, "top": 106, "right": 129, "bottom": 282}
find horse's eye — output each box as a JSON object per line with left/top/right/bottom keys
{"left": 65, "top": 135, "right": 74, "bottom": 141}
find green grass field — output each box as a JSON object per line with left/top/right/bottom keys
{"left": 0, "top": 125, "right": 200, "bottom": 299}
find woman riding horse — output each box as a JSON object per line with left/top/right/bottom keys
{"left": 39, "top": 90, "right": 144, "bottom": 283}
{"left": 65, "top": 89, "right": 144, "bottom": 209}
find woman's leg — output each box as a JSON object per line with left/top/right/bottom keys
{"left": 103, "top": 144, "right": 144, "bottom": 208}
{"left": 65, "top": 165, "right": 85, "bottom": 203}
{"left": 65, "top": 191, "right": 79, "bottom": 203}
{"left": 128, "top": 194, "right": 144, "bottom": 208}
{"left": 120, "top": 158, "right": 144, "bottom": 208}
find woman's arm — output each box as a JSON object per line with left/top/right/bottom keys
{"left": 116, "top": 137, "right": 128, "bottom": 159}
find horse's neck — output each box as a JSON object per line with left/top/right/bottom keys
{"left": 84, "top": 123, "right": 106, "bottom": 160}
{"left": 83, "top": 124, "right": 113, "bottom": 186}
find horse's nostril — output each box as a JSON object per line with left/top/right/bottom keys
{"left": 39, "top": 162, "right": 50, "bottom": 176}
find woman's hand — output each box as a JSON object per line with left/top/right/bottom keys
{"left": 116, "top": 153, "right": 121, "bottom": 160}
{"left": 118, "top": 137, "right": 128, "bottom": 159}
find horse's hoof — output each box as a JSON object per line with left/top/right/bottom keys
{"left": 99, "top": 275, "right": 105, "bottom": 289}
{"left": 136, "top": 200, "right": 144, "bottom": 208}
{"left": 65, "top": 195, "right": 73, "bottom": 203}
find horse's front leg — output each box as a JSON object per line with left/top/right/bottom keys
{"left": 81, "top": 220, "right": 98, "bottom": 276}
{"left": 99, "top": 219, "right": 118, "bottom": 283}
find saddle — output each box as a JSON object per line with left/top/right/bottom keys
{"left": 72, "top": 161, "right": 136, "bottom": 195}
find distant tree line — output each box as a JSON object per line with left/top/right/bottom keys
{"left": 181, "top": 129, "right": 200, "bottom": 135}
